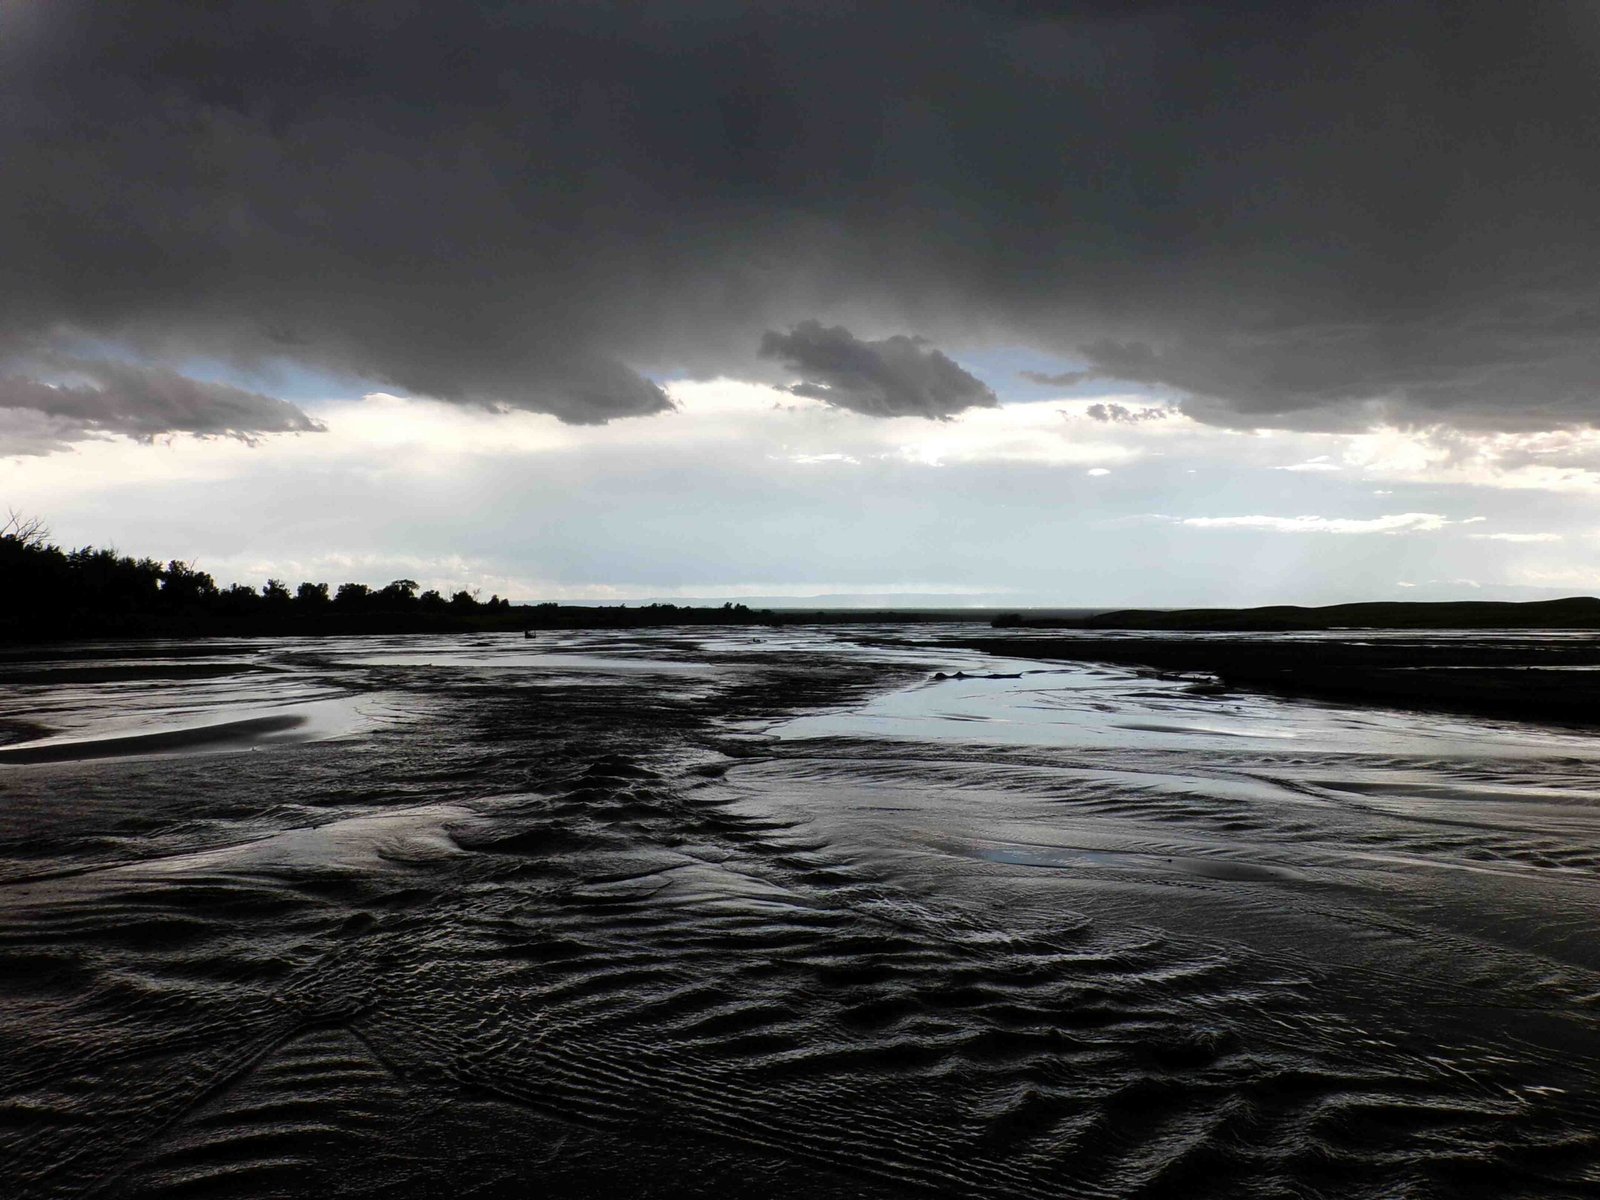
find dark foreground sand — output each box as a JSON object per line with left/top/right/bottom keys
{"left": 3, "top": 629, "right": 1599, "bottom": 1198}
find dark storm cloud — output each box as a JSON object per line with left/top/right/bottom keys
{"left": 760, "top": 322, "right": 996, "bottom": 418}
{"left": 3, "top": 1, "right": 1599, "bottom": 437}
{"left": 0, "top": 362, "right": 322, "bottom": 451}
{"left": 1075, "top": 312, "right": 1600, "bottom": 434}
{"left": 1022, "top": 370, "right": 1097, "bottom": 389}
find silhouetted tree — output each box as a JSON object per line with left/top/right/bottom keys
{"left": 160, "top": 560, "right": 217, "bottom": 605}
{"left": 1, "top": 514, "right": 69, "bottom": 631}
{"left": 334, "top": 582, "right": 371, "bottom": 609}
{"left": 377, "top": 578, "right": 419, "bottom": 608}
{"left": 217, "top": 582, "right": 261, "bottom": 615}
{"left": 2, "top": 510, "right": 49, "bottom": 549}
{"left": 1, "top": 516, "right": 541, "bottom": 638}
{"left": 66, "top": 547, "right": 162, "bottom": 614}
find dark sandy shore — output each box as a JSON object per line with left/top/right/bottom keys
{"left": 949, "top": 635, "right": 1600, "bottom": 725}
{"left": 4, "top": 629, "right": 1600, "bottom": 1199}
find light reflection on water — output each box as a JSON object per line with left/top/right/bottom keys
{"left": 780, "top": 650, "right": 1600, "bottom": 757}
{"left": 0, "top": 648, "right": 374, "bottom": 759}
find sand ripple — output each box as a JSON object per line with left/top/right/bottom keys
{"left": 3, "top": 630, "right": 1599, "bottom": 1197}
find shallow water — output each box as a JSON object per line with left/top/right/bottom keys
{"left": 2, "top": 628, "right": 1598, "bottom": 1197}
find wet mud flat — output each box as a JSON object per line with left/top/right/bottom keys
{"left": 950, "top": 634, "right": 1600, "bottom": 725}
{"left": 2, "top": 629, "right": 1600, "bottom": 1198}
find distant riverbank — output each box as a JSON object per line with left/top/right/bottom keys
{"left": 0, "top": 517, "right": 951, "bottom": 643}
{"left": 950, "top": 633, "right": 1600, "bottom": 726}
{"left": 991, "top": 596, "right": 1600, "bottom": 631}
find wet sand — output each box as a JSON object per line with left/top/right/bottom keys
{"left": 3, "top": 630, "right": 1599, "bottom": 1197}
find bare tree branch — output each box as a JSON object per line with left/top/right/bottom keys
{"left": 2, "top": 509, "right": 49, "bottom": 548}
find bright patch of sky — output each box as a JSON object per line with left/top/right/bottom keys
{"left": 938, "top": 346, "right": 1100, "bottom": 402}
{"left": 10, "top": 379, "right": 1600, "bottom": 606}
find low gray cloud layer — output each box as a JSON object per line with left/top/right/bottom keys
{"left": 3, "top": 2, "right": 1598, "bottom": 436}
{"left": 0, "top": 362, "right": 321, "bottom": 453}
{"left": 761, "top": 322, "right": 996, "bottom": 418}
{"left": 1021, "top": 370, "right": 1096, "bottom": 389}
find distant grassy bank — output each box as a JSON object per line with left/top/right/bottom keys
{"left": 992, "top": 597, "right": 1600, "bottom": 631}
{"left": 951, "top": 634, "right": 1600, "bottom": 726}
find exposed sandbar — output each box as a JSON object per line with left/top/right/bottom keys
{"left": 946, "top": 636, "right": 1600, "bottom": 725}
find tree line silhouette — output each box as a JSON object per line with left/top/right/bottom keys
{"left": 0, "top": 513, "right": 852, "bottom": 641}
{"left": 0, "top": 512, "right": 523, "bottom": 641}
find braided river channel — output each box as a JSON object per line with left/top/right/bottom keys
{"left": 3, "top": 627, "right": 1598, "bottom": 1198}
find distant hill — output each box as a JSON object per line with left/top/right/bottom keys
{"left": 993, "top": 597, "right": 1600, "bottom": 631}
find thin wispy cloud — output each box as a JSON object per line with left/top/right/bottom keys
{"left": 1180, "top": 513, "right": 1454, "bottom": 535}
{"left": 1468, "top": 532, "right": 1565, "bottom": 543}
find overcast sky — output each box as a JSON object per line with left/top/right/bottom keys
{"left": 6, "top": 1, "right": 1600, "bottom": 605}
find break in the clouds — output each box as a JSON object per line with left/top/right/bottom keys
{"left": 760, "top": 322, "right": 996, "bottom": 419}
{"left": 4, "top": 1, "right": 1600, "bottom": 439}
{"left": 0, "top": 361, "right": 321, "bottom": 453}
{"left": 20, "top": 383, "right": 1600, "bottom": 607}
